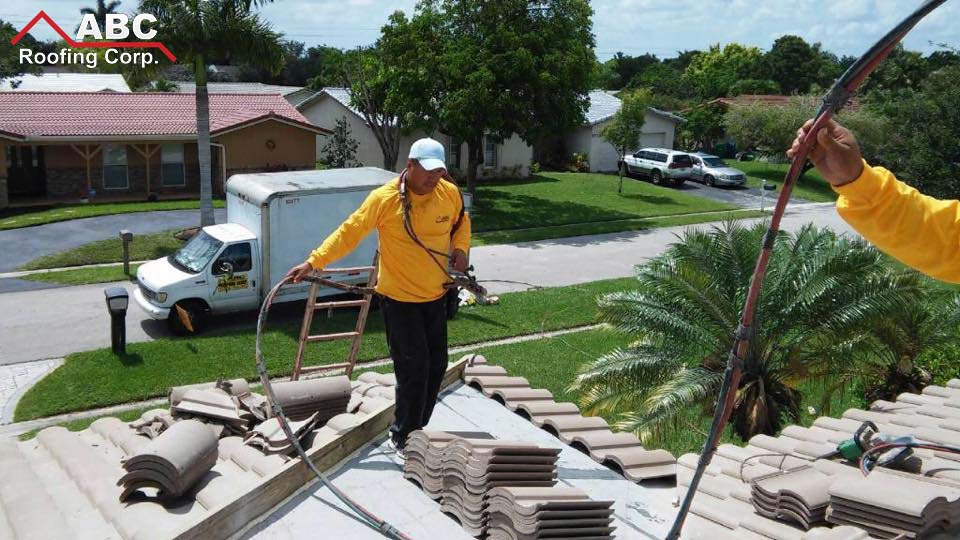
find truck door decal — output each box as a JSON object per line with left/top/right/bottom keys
{"left": 216, "top": 274, "right": 249, "bottom": 293}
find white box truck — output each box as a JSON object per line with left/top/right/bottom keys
{"left": 133, "top": 167, "right": 395, "bottom": 333}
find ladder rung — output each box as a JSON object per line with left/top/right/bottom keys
{"left": 314, "top": 300, "right": 367, "bottom": 310}
{"left": 300, "top": 362, "right": 351, "bottom": 373}
{"left": 306, "top": 331, "right": 360, "bottom": 343}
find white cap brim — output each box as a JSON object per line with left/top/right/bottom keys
{"left": 418, "top": 158, "right": 446, "bottom": 172}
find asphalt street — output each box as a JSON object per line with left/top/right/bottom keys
{"left": 0, "top": 202, "right": 851, "bottom": 365}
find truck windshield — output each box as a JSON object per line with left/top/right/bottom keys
{"left": 171, "top": 231, "right": 223, "bottom": 274}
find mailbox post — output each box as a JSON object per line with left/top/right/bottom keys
{"left": 104, "top": 287, "right": 129, "bottom": 354}
{"left": 120, "top": 230, "right": 134, "bottom": 275}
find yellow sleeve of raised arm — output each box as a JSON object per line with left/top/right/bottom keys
{"left": 835, "top": 160, "right": 960, "bottom": 283}
{"left": 453, "top": 209, "right": 472, "bottom": 254}
{"left": 305, "top": 190, "right": 383, "bottom": 270}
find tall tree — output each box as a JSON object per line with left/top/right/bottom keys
{"left": 601, "top": 90, "right": 650, "bottom": 194}
{"left": 139, "top": 0, "right": 284, "bottom": 227}
{"left": 321, "top": 116, "right": 362, "bottom": 168}
{"left": 339, "top": 47, "right": 406, "bottom": 171}
{"left": 682, "top": 43, "right": 764, "bottom": 98}
{"left": 762, "top": 35, "right": 818, "bottom": 94}
{"left": 0, "top": 19, "right": 34, "bottom": 87}
{"left": 80, "top": 0, "right": 122, "bottom": 30}
{"left": 380, "top": 0, "right": 593, "bottom": 193}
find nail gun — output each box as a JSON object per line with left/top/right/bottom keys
{"left": 446, "top": 265, "right": 499, "bottom": 306}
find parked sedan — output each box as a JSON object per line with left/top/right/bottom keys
{"left": 690, "top": 153, "right": 747, "bottom": 187}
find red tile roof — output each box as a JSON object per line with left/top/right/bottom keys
{"left": 0, "top": 92, "right": 330, "bottom": 140}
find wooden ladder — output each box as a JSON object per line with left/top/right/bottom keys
{"left": 291, "top": 255, "right": 379, "bottom": 380}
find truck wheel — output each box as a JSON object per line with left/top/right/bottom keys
{"left": 650, "top": 170, "right": 663, "bottom": 185}
{"left": 168, "top": 300, "right": 209, "bottom": 336}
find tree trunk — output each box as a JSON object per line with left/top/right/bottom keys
{"left": 465, "top": 136, "right": 482, "bottom": 195}
{"left": 382, "top": 126, "right": 400, "bottom": 171}
{"left": 195, "top": 57, "right": 215, "bottom": 228}
{"left": 617, "top": 149, "right": 625, "bottom": 194}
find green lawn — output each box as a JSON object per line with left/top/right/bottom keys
{"left": 733, "top": 161, "right": 837, "bottom": 203}
{"left": 0, "top": 200, "right": 224, "bottom": 231}
{"left": 470, "top": 328, "right": 867, "bottom": 457}
{"left": 15, "top": 277, "right": 636, "bottom": 421}
{"left": 473, "top": 209, "right": 765, "bottom": 246}
{"left": 18, "top": 229, "right": 186, "bottom": 271}
{"left": 472, "top": 172, "right": 734, "bottom": 232}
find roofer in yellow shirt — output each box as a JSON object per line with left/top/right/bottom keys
{"left": 789, "top": 118, "right": 960, "bottom": 284}
{"left": 285, "top": 138, "right": 471, "bottom": 458}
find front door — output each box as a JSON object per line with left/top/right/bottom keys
{"left": 7, "top": 146, "right": 47, "bottom": 197}
{"left": 208, "top": 241, "right": 259, "bottom": 312}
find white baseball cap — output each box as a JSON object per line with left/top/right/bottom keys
{"left": 408, "top": 137, "right": 447, "bottom": 172}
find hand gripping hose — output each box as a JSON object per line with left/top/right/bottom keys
{"left": 256, "top": 275, "right": 412, "bottom": 540}
{"left": 665, "top": 1, "right": 949, "bottom": 538}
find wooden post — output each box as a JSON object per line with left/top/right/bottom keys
{"left": 131, "top": 144, "right": 159, "bottom": 197}
{"left": 70, "top": 144, "right": 102, "bottom": 195}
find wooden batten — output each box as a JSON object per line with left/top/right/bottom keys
{"left": 130, "top": 144, "right": 160, "bottom": 194}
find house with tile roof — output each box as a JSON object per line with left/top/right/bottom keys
{"left": 0, "top": 73, "right": 131, "bottom": 93}
{"left": 564, "top": 90, "right": 685, "bottom": 173}
{"left": 298, "top": 87, "right": 534, "bottom": 177}
{"left": 169, "top": 82, "right": 315, "bottom": 108}
{"left": 0, "top": 92, "right": 330, "bottom": 208}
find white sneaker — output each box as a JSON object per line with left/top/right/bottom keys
{"left": 386, "top": 438, "right": 406, "bottom": 460}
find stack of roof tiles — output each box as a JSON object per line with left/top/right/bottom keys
{"left": 118, "top": 420, "right": 218, "bottom": 502}
{"left": 673, "top": 378, "right": 960, "bottom": 540}
{"left": 0, "top": 372, "right": 401, "bottom": 539}
{"left": 751, "top": 467, "right": 833, "bottom": 529}
{"left": 485, "top": 486, "right": 616, "bottom": 540}
{"left": 270, "top": 377, "right": 352, "bottom": 422}
{"left": 462, "top": 355, "right": 676, "bottom": 481}
{"left": 403, "top": 430, "right": 560, "bottom": 535}
{"left": 827, "top": 472, "right": 960, "bottom": 539}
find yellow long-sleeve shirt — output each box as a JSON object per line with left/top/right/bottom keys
{"left": 306, "top": 177, "right": 471, "bottom": 302}
{"left": 835, "top": 160, "right": 960, "bottom": 283}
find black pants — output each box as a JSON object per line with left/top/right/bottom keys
{"left": 381, "top": 294, "right": 449, "bottom": 447}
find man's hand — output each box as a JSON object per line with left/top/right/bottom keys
{"left": 788, "top": 118, "right": 864, "bottom": 187}
{"left": 285, "top": 262, "right": 314, "bottom": 283}
{"left": 451, "top": 249, "right": 468, "bottom": 273}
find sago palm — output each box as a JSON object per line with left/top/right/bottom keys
{"left": 860, "top": 289, "right": 960, "bottom": 402}
{"left": 139, "top": 0, "right": 284, "bottom": 227}
{"left": 571, "top": 221, "right": 919, "bottom": 442}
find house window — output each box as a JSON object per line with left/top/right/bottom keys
{"left": 102, "top": 146, "right": 129, "bottom": 189}
{"left": 448, "top": 138, "right": 461, "bottom": 168}
{"left": 483, "top": 136, "right": 497, "bottom": 168}
{"left": 161, "top": 143, "right": 186, "bottom": 187}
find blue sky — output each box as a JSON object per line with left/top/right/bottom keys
{"left": 11, "top": 0, "right": 960, "bottom": 61}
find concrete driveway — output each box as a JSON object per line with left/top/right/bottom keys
{"left": 674, "top": 179, "right": 807, "bottom": 208}
{"left": 0, "top": 208, "right": 226, "bottom": 273}
{"left": 0, "top": 203, "right": 851, "bottom": 365}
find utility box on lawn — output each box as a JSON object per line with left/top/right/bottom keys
{"left": 134, "top": 167, "right": 395, "bottom": 334}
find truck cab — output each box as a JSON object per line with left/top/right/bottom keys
{"left": 134, "top": 223, "right": 261, "bottom": 334}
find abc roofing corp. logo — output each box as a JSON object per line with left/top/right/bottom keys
{"left": 11, "top": 10, "right": 176, "bottom": 69}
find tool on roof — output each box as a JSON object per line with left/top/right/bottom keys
{"left": 666, "top": 1, "right": 951, "bottom": 538}
{"left": 256, "top": 274, "right": 412, "bottom": 540}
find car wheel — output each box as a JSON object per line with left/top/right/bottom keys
{"left": 650, "top": 170, "right": 663, "bottom": 185}
{"left": 705, "top": 175, "right": 715, "bottom": 187}
{"left": 167, "top": 300, "right": 209, "bottom": 335}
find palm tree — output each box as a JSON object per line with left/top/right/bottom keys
{"left": 571, "top": 221, "right": 919, "bottom": 442}
{"left": 151, "top": 79, "right": 179, "bottom": 92}
{"left": 80, "top": 0, "right": 122, "bottom": 30}
{"left": 138, "top": 0, "right": 284, "bottom": 227}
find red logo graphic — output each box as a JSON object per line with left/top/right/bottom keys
{"left": 10, "top": 10, "right": 176, "bottom": 62}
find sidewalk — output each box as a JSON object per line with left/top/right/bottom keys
{"left": 0, "top": 358, "right": 63, "bottom": 424}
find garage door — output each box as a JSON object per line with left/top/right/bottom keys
{"left": 640, "top": 132, "right": 666, "bottom": 148}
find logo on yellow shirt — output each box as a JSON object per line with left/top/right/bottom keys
{"left": 435, "top": 215, "right": 450, "bottom": 224}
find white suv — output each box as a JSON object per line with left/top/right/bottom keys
{"left": 619, "top": 148, "right": 694, "bottom": 187}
